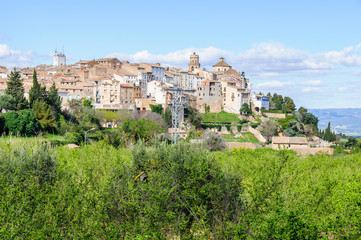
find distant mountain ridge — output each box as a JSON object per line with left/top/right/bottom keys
{"left": 308, "top": 108, "right": 361, "bottom": 136}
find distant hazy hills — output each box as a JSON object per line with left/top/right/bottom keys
{"left": 309, "top": 108, "right": 361, "bottom": 137}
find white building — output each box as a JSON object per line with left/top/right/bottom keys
{"left": 53, "top": 49, "right": 66, "bottom": 66}
{"left": 251, "top": 93, "right": 270, "bottom": 112}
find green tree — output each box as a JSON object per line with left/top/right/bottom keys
{"left": 29, "top": 69, "right": 47, "bottom": 106}
{"left": 298, "top": 106, "right": 308, "bottom": 114}
{"left": 32, "top": 101, "right": 57, "bottom": 132}
{"left": 204, "top": 104, "right": 210, "bottom": 113}
{"left": 272, "top": 93, "right": 284, "bottom": 110}
{"left": 5, "top": 70, "right": 28, "bottom": 110}
{"left": 121, "top": 118, "right": 163, "bottom": 142}
{"left": 0, "top": 94, "right": 15, "bottom": 112}
{"left": 83, "top": 98, "right": 92, "bottom": 107}
{"left": 150, "top": 104, "right": 163, "bottom": 114}
{"left": 240, "top": 103, "right": 251, "bottom": 116}
{"left": 162, "top": 107, "right": 172, "bottom": 126}
{"left": 46, "top": 82, "right": 62, "bottom": 115}
{"left": 3, "top": 109, "right": 41, "bottom": 136}
{"left": 323, "top": 122, "right": 336, "bottom": 142}
{"left": 284, "top": 96, "right": 296, "bottom": 113}
{"left": 186, "top": 106, "right": 202, "bottom": 129}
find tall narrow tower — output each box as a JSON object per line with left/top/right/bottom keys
{"left": 188, "top": 52, "right": 200, "bottom": 72}
{"left": 53, "top": 49, "right": 66, "bottom": 66}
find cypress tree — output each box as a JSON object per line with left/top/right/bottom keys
{"left": 5, "top": 70, "right": 27, "bottom": 110}
{"left": 324, "top": 122, "right": 331, "bottom": 142}
{"left": 29, "top": 69, "right": 41, "bottom": 106}
{"left": 46, "top": 81, "right": 62, "bottom": 115}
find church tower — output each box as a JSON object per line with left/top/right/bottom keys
{"left": 188, "top": 52, "right": 200, "bottom": 72}
{"left": 53, "top": 49, "right": 66, "bottom": 66}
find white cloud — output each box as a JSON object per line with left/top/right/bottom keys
{"left": 338, "top": 87, "right": 348, "bottom": 91}
{"left": 256, "top": 80, "right": 293, "bottom": 88}
{"left": 301, "top": 80, "right": 323, "bottom": 86}
{"left": 301, "top": 87, "right": 321, "bottom": 93}
{"left": 0, "top": 44, "right": 34, "bottom": 68}
{"left": 108, "top": 42, "right": 361, "bottom": 79}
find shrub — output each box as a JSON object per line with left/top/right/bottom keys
{"left": 201, "top": 132, "right": 226, "bottom": 151}
{"left": 239, "top": 119, "right": 249, "bottom": 124}
{"left": 65, "top": 131, "right": 83, "bottom": 145}
{"left": 3, "top": 109, "right": 41, "bottom": 136}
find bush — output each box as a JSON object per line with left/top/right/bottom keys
{"left": 130, "top": 141, "right": 241, "bottom": 237}
{"left": 65, "top": 131, "right": 83, "bottom": 145}
{"left": 3, "top": 109, "right": 41, "bottom": 136}
{"left": 201, "top": 132, "right": 226, "bottom": 151}
{"left": 239, "top": 119, "right": 249, "bottom": 124}
{"left": 237, "top": 125, "right": 242, "bottom": 132}
{"left": 120, "top": 118, "right": 164, "bottom": 143}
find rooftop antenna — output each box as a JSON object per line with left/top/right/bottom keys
{"left": 62, "top": 46, "right": 65, "bottom": 55}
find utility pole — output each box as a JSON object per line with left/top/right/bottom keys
{"left": 166, "top": 85, "right": 191, "bottom": 144}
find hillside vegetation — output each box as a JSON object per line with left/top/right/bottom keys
{"left": 1, "top": 139, "right": 361, "bottom": 239}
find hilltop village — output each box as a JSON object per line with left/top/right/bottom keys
{"left": 3, "top": 50, "right": 350, "bottom": 154}
{"left": 0, "top": 51, "right": 268, "bottom": 115}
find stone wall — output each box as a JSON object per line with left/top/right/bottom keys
{"left": 245, "top": 125, "right": 267, "bottom": 143}
{"left": 263, "top": 113, "right": 286, "bottom": 119}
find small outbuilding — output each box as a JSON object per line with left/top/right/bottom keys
{"left": 271, "top": 137, "right": 308, "bottom": 149}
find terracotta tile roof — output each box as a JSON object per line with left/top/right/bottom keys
{"left": 213, "top": 58, "right": 231, "bottom": 67}
{"left": 224, "top": 68, "right": 241, "bottom": 77}
{"left": 120, "top": 84, "right": 133, "bottom": 88}
{"left": 96, "top": 58, "right": 120, "bottom": 62}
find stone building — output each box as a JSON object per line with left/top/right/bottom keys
{"left": 196, "top": 80, "right": 222, "bottom": 113}
{"left": 188, "top": 52, "right": 200, "bottom": 72}
{"left": 95, "top": 58, "right": 121, "bottom": 68}
{"left": 212, "top": 57, "right": 231, "bottom": 75}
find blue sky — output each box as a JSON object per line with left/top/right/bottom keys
{"left": 1, "top": 0, "right": 361, "bottom": 108}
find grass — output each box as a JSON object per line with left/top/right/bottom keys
{"left": 222, "top": 132, "right": 259, "bottom": 143}
{"left": 0, "top": 134, "right": 65, "bottom": 144}
{"left": 201, "top": 111, "right": 240, "bottom": 123}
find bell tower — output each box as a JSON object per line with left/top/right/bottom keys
{"left": 188, "top": 52, "right": 200, "bottom": 72}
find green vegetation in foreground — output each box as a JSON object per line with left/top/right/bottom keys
{"left": 2, "top": 138, "right": 361, "bottom": 238}
{"left": 222, "top": 132, "right": 259, "bottom": 143}
{"left": 201, "top": 111, "right": 240, "bottom": 123}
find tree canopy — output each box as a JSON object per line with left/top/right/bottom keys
{"left": 5, "top": 70, "right": 27, "bottom": 110}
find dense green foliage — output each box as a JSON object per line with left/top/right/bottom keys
{"left": 1, "top": 139, "right": 361, "bottom": 238}
{"left": 186, "top": 106, "right": 202, "bottom": 129}
{"left": 150, "top": 104, "right": 163, "bottom": 114}
{"left": 46, "top": 82, "right": 62, "bottom": 116}
{"left": 240, "top": 103, "right": 251, "bottom": 116}
{"left": 32, "top": 101, "right": 57, "bottom": 132}
{"left": 0, "top": 94, "right": 15, "bottom": 112}
{"left": 5, "top": 70, "right": 28, "bottom": 110}
{"left": 320, "top": 121, "right": 337, "bottom": 142}
{"left": 2, "top": 109, "right": 41, "bottom": 136}
{"left": 120, "top": 118, "right": 164, "bottom": 143}
{"left": 267, "top": 93, "right": 296, "bottom": 113}
{"left": 29, "top": 69, "right": 47, "bottom": 106}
